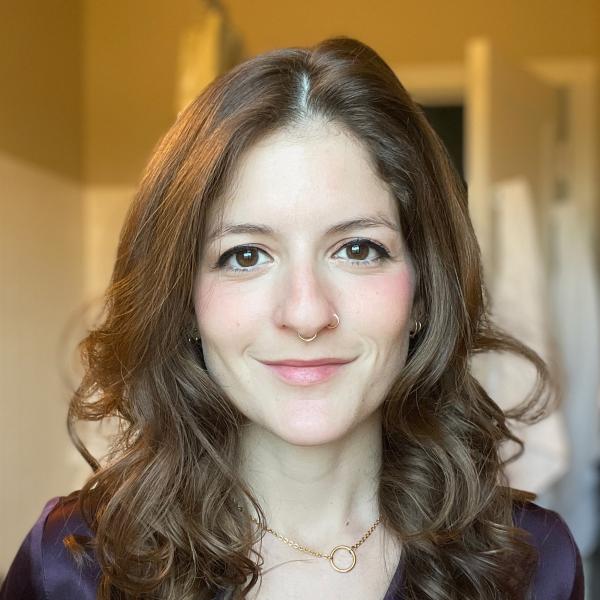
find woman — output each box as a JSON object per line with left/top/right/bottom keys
{"left": 1, "top": 37, "right": 583, "bottom": 600}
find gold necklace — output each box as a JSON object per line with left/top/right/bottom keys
{"left": 235, "top": 502, "right": 381, "bottom": 573}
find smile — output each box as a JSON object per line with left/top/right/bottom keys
{"left": 259, "top": 359, "right": 354, "bottom": 386}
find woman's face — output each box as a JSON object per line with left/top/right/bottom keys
{"left": 194, "top": 122, "right": 416, "bottom": 446}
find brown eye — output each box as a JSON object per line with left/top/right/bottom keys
{"left": 333, "top": 239, "right": 391, "bottom": 267}
{"left": 345, "top": 241, "right": 370, "bottom": 260}
{"left": 235, "top": 248, "right": 259, "bottom": 268}
{"left": 215, "top": 245, "right": 272, "bottom": 272}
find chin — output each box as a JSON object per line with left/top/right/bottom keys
{"left": 269, "top": 411, "right": 359, "bottom": 447}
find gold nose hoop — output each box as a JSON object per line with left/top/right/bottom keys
{"left": 297, "top": 313, "right": 339, "bottom": 342}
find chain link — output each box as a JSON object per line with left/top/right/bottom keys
{"left": 235, "top": 502, "right": 381, "bottom": 560}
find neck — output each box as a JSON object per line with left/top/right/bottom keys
{"left": 237, "top": 409, "right": 383, "bottom": 549}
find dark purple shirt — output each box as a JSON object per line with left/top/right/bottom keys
{"left": 1, "top": 493, "right": 584, "bottom": 599}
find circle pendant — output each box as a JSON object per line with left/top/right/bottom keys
{"left": 329, "top": 545, "right": 357, "bottom": 573}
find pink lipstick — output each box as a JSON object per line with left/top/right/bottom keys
{"left": 259, "top": 358, "right": 354, "bottom": 386}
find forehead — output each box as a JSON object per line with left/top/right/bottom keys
{"left": 211, "top": 123, "right": 399, "bottom": 231}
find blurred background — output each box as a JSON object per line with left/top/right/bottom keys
{"left": 1, "top": 0, "right": 599, "bottom": 595}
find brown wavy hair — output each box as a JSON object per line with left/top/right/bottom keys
{"left": 68, "top": 37, "right": 552, "bottom": 599}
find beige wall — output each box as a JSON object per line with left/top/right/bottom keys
{"left": 0, "top": 1, "right": 83, "bottom": 181}
{"left": 83, "top": 185, "right": 136, "bottom": 299}
{"left": 0, "top": 153, "right": 87, "bottom": 572}
{"left": 0, "top": 1, "right": 87, "bottom": 574}
{"left": 83, "top": 0, "right": 200, "bottom": 184}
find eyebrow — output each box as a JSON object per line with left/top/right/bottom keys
{"left": 207, "top": 215, "right": 401, "bottom": 242}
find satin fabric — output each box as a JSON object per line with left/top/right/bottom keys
{"left": 1, "top": 493, "right": 584, "bottom": 599}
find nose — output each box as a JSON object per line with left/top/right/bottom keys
{"left": 274, "top": 261, "right": 337, "bottom": 340}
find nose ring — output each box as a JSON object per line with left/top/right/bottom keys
{"left": 297, "top": 313, "right": 339, "bottom": 342}
{"left": 298, "top": 331, "right": 318, "bottom": 342}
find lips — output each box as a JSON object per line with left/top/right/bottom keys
{"left": 259, "top": 357, "right": 355, "bottom": 386}
{"left": 260, "top": 358, "right": 353, "bottom": 367}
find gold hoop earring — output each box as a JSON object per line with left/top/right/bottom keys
{"left": 409, "top": 320, "right": 422, "bottom": 338}
{"left": 187, "top": 329, "right": 201, "bottom": 343}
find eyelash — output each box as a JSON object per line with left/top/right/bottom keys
{"left": 212, "top": 238, "right": 392, "bottom": 273}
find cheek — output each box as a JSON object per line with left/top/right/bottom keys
{"left": 345, "top": 269, "right": 415, "bottom": 333}
{"left": 194, "top": 277, "right": 269, "bottom": 348}
{"left": 194, "top": 280, "right": 244, "bottom": 339}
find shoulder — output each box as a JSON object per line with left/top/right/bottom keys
{"left": 513, "top": 501, "right": 585, "bottom": 600}
{"left": 0, "top": 492, "right": 100, "bottom": 600}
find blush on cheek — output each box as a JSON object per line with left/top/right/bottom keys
{"left": 194, "top": 280, "right": 262, "bottom": 338}
{"left": 348, "top": 269, "right": 415, "bottom": 326}
{"left": 196, "top": 292, "right": 238, "bottom": 335}
{"left": 379, "top": 269, "right": 415, "bottom": 301}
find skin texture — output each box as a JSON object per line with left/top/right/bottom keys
{"left": 193, "top": 121, "right": 416, "bottom": 559}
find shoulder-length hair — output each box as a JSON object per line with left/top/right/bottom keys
{"left": 69, "top": 36, "right": 550, "bottom": 599}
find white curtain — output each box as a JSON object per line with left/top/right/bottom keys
{"left": 471, "top": 177, "right": 570, "bottom": 494}
{"left": 545, "top": 198, "right": 600, "bottom": 556}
